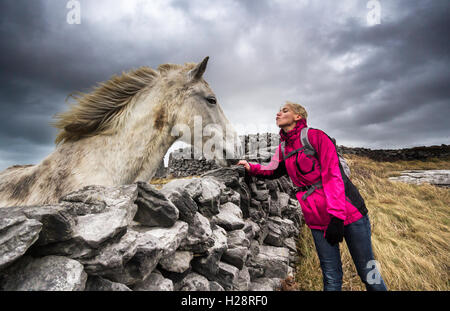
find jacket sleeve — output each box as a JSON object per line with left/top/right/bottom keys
{"left": 310, "top": 130, "right": 347, "bottom": 221}
{"left": 247, "top": 145, "right": 287, "bottom": 180}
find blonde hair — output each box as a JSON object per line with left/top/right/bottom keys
{"left": 284, "top": 101, "right": 308, "bottom": 120}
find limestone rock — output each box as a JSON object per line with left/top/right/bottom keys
{"left": 388, "top": 170, "right": 450, "bottom": 187}
{"left": 132, "top": 270, "right": 174, "bottom": 291}
{"left": 176, "top": 272, "right": 210, "bottom": 291}
{"left": 0, "top": 255, "right": 87, "bottom": 291}
{"left": 249, "top": 277, "right": 281, "bottom": 291}
{"left": 159, "top": 251, "right": 193, "bottom": 273}
{"left": 209, "top": 281, "right": 225, "bottom": 291}
{"left": 9, "top": 204, "right": 75, "bottom": 246}
{"left": 213, "top": 261, "right": 240, "bottom": 290}
{"left": 0, "top": 212, "right": 42, "bottom": 271}
{"left": 75, "top": 209, "right": 128, "bottom": 248}
{"left": 235, "top": 266, "right": 251, "bottom": 291}
{"left": 211, "top": 202, "right": 245, "bottom": 231}
{"left": 85, "top": 275, "right": 132, "bottom": 291}
{"left": 247, "top": 245, "right": 290, "bottom": 279}
{"left": 191, "top": 226, "right": 228, "bottom": 278}
{"left": 195, "top": 177, "right": 224, "bottom": 217}
{"left": 179, "top": 212, "right": 214, "bottom": 253}
{"left": 134, "top": 182, "right": 179, "bottom": 227}
{"left": 160, "top": 188, "right": 198, "bottom": 224}
{"left": 61, "top": 184, "right": 138, "bottom": 225}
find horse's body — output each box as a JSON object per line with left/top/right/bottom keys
{"left": 0, "top": 57, "right": 241, "bottom": 207}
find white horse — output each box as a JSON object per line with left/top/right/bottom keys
{"left": 0, "top": 57, "right": 241, "bottom": 207}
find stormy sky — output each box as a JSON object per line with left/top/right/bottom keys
{"left": 0, "top": 0, "right": 449, "bottom": 170}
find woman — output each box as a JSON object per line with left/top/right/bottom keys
{"left": 237, "top": 101, "right": 387, "bottom": 291}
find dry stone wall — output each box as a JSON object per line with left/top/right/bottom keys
{"left": 0, "top": 166, "right": 303, "bottom": 291}
{"left": 163, "top": 133, "right": 449, "bottom": 178}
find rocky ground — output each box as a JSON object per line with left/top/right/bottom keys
{"left": 388, "top": 170, "right": 450, "bottom": 187}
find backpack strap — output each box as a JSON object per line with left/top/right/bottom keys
{"left": 300, "top": 127, "right": 316, "bottom": 156}
{"left": 280, "top": 141, "right": 285, "bottom": 160}
{"left": 280, "top": 141, "right": 304, "bottom": 160}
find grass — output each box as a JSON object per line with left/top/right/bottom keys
{"left": 149, "top": 174, "right": 201, "bottom": 190}
{"left": 294, "top": 154, "right": 450, "bottom": 291}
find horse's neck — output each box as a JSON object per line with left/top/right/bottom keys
{"left": 57, "top": 87, "right": 177, "bottom": 186}
{"left": 71, "top": 126, "right": 175, "bottom": 185}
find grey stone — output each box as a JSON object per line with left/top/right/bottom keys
{"left": 161, "top": 178, "right": 203, "bottom": 200}
{"left": 264, "top": 217, "right": 298, "bottom": 247}
{"left": 134, "top": 182, "right": 179, "bottom": 227}
{"left": 209, "top": 281, "right": 224, "bottom": 291}
{"left": 0, "top": 212, "right": 42, "bottom": 271}
{"left": 213, "top": 261, "right": 240, "bottom": 290}
{"left": 176, "top": 272, "right": 210, "bottom": 291}
{"left": 61, "top": 184, "right": 138, "bottom": 225}
{"left": 253, "top": 189, "right": 270, "bottom": 202}
{"left": 211, "top": 202, "right": 245, "bottom": 231}
{"left": 85, "top": 275, "right": 132, "bottom": 291}
{"left": 235, "top": 266, "right": 251, "bottom": 291}
{"left": 160, "top": 189, "right": 198, "bottom": 224}
{"left": 249, "top": 277, "right": 281, "bottom": 291}
{"left": 247, "top": 266, "right": 264, "bottom": 281}
{"left": 179, "top": 212, "right": 214, "bottom": 253}
{"left": 191, "top": 226, "right": 228, "bottom": 278}
{"left": 221, "top": 247, "right": 248, "bottom": 270}
{"left": 10, "top": 204, "right": 75, "bottom": 246}
{"left": 277, "top": 192, "right": 291, "bottom": 214}
{"left": 195, "top": 177, "right": 224, "bottom": 217}
{"left": 388, "top": 170, "right": 450, "bottom": 187}
{"left": 81, "top": 229, "right": 139, "bottom": 276}
{"left": 75, "top": 209, "right": 128, "bottom": 248}
{"left": 247, "top": 245, "right": 290, "bottom": 279}
{"left": 226, "top": 230, "right": 250, "bottom": 249}
{"left": 132, "top": 270, "right": 174, "bottom": 291}
{"left": 159, "top": 251, "right": 193, "bottom": 273}
{"left": 35, "top": 207, "right": 130, "bottom": 258}
{"left": 0, "top": 255, "right": 87, "bottom": 291}
{"left": 200, "top": 167, "right": 242, "bottom": 189}
{"left": 268, "top": 199, "right": 282, "bottom": 217}
{"left": 86, "top": 221, "right": 188, "bottom": 286}
{"left": 283, "top": 237, "right": 298, "bottom": 253}
{"left": 243, "top": 220, "right": 260, "bottom": 241}
{"left": 121, "top": 222, "right": 188, "bottom": 283}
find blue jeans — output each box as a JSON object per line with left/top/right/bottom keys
{"left": 311, "top": 214, "right": 388, "bottom": 291}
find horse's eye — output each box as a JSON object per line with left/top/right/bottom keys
{"left": 206, "top": 96, "right": 217, "bottom": 105}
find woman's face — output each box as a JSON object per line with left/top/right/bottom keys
{"left": 276, "top": 105, "right": 301, "bottom": 128}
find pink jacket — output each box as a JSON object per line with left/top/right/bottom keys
{"left": 248, "top": 119, "right": 363, "bottom": 230}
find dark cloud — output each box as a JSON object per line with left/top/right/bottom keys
{"left": 0, "top": 0, "right": 449, "bottom": 170}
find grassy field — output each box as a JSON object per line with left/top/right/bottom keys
{"left": 294, "top": 154, "right": 450, "bottom": 291}
{"left": 150, "top": 155, "right": 450, "bottom": 291}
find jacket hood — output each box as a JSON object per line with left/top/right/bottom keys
{"left": 279, "top": 118, "right": 307, "bottom": 144}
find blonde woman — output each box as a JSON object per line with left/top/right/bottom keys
{"left": 237, "top": 102, "right": 387, "bottom": 291}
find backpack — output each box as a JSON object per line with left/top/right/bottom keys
{"left": 279, "top": 127, "right": 367, "bottom": 216}
{"left": 280, "top": 127, "right": 351, "bottom": 179}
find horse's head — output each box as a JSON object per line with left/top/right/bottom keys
{"left": 156, "top": 57, "right": 243, "bottom": 167}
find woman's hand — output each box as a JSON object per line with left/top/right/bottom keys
{"left": 236, "top": 160, "right": 251, "bottom": 172}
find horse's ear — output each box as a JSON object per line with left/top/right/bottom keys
{"left": 188, "top": 56, "right": 209, "bottom": 81}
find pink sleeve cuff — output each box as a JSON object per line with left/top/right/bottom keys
{"left": 248, "top": 162, "right": 261, "bottom": 175}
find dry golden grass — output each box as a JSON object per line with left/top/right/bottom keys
{"left": 294, "top": 154, "right": 450, "bottom": 291}
{"left": 149, "top": 174, "right": 201, "bottom": 190}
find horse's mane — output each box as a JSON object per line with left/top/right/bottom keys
{"left": 53, "top": 66, "right": 160, "bottom": 144}
{"left": 52, "top": 62, "right": 199, "bottom": 145}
